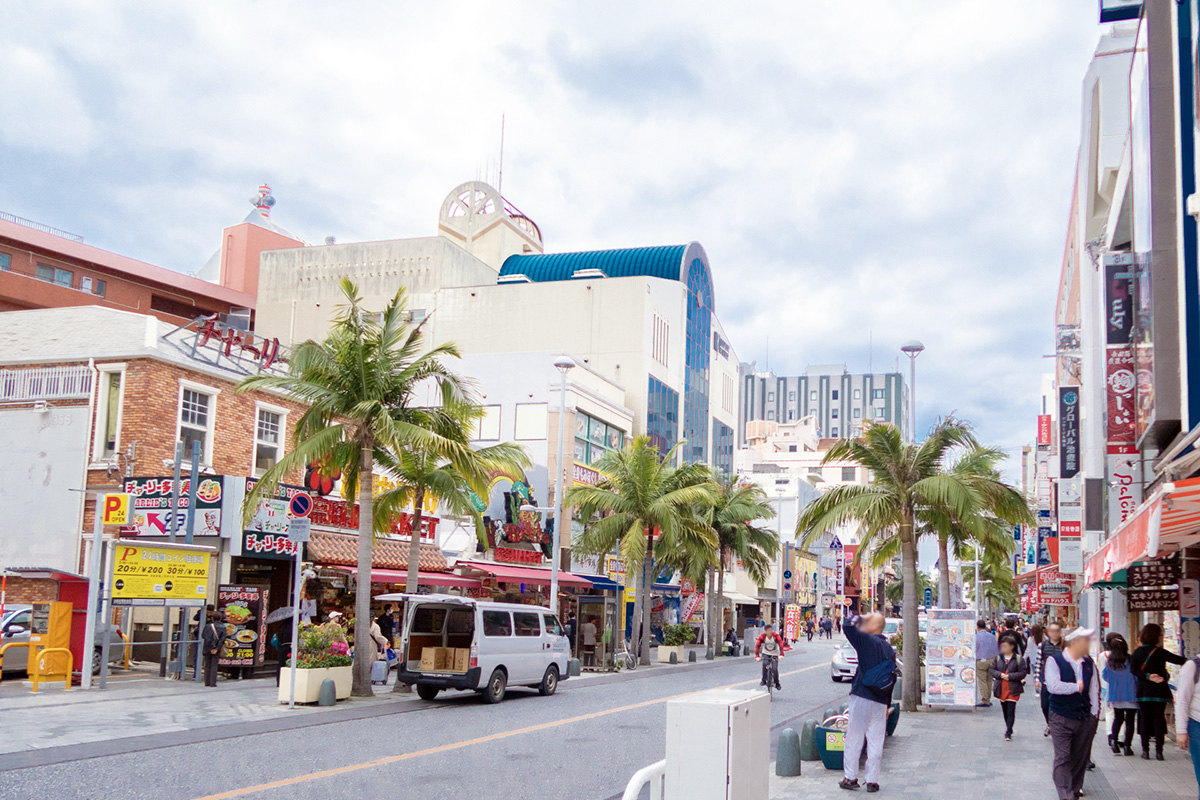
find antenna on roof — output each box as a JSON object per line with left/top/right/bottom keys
{"left": 498, "top": 113, "right": 506, "bottom": 197}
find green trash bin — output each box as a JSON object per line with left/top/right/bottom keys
{"left": 815, "top": 724, "right": 847, "bottom": 771}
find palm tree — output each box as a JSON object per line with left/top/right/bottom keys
{"left": 795, "top": 420, "right": 980, "bottom": 711}
{"left": 566, "top": 437, "right": 718, "bottom": 665}
{"left": 705, "top": 477, "right": 777, "bottom": 650}
{"left": 884, "top": 570, "right": 935, "bottom": 607}
{"left": 960, "top": 543, "right": 1019, "bottom": 615}
{"left": 240, "top": 279, "right": 476, "bottom": 696}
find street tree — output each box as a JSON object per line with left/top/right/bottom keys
{"left": 704, "top": 477, "right": 777, "bottom": 651}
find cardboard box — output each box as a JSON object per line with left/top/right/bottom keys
{"left": 451, "top": 648, "right": 470, "bottom": 674}
{"left": 419, "top": 646, "right": 451, "bottom": 671}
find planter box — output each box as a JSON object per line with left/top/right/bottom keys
{"left": 658, "top": 645, "right": 686, "bottom": 663}
{"left": 278, "top": 665, "right": 352, "bottom": 704}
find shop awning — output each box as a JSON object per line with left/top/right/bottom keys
{"left": 456, "top": 560, "right": 594, "bottom": 589}
{"left": 307, "top": 530, "right": 448, "bottom": 572}
{"left": 346, "top": 567, "right": 481, "bottom": 589}
{"left": 582, "top": 574, "right": 622, "bottom": 591}
{"left": 1085, "top": 477, "right": 1200, "bottom": 586}
{"left": 723, "top": 592, "right": 760, "bottom": 606}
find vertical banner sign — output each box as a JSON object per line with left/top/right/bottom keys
{"left": 1106, "top": 445, "right": 1142, "bottom": 527}
{"left": 1058, "top": 479, "right": 1082, "bottom": 539}
{"left": 1037, "top": 415, "right": 1053, "bottom": 446}
{"left": 1105, "top": 253, "right": 1140, "bottom": 538}
{"left": 1059, "top": 388, "right": 1080, "bottom": 479}
{"left": 1106, "top": 348, "right": 1137, "bottom": 442}
{"left": 1105, "top": 253, "right": 1135, "bottom": 345}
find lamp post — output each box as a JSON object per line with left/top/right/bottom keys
{"left": 775, "top": 489, "right": 786, "bottom": 627}
{"left": 550, "top": 356, "right": 575, "bottom": 616}
{"left": 900, "top": 340, "right": 924, "bottom": 443}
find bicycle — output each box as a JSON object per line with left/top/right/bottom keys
{"left": 758, "top": 654, "right": 780, "bottom": 699}
{"left": 616, "top": 640, "right": 637, "bottom": 671}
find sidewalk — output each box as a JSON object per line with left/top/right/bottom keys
{"left": 770, "top": 699, "right": 1197, "bottom": 799}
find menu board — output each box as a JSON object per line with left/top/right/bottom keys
{"left": 925, "top": 608, "right": 978, "bottom": 707}
{"left": 216, "top": 585, "right": 269, "bottom": 667}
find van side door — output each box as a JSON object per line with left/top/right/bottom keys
{"left": 543, "top": 613, "right": 569, "bottom": 676}
{"left": 511, "top": 610, "right": 545, "bottom": 684}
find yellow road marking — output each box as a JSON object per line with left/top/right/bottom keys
{"left": 194, "top": 662, "right": 823, "bottom": 800}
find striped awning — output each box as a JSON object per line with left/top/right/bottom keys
{"left": 1085, "top": 477, "right": 1200, "bottom": 586}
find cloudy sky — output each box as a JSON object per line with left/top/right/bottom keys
{"left": 1, "top": 1, "right": 1106, "bottom": 474}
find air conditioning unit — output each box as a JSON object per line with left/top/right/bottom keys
{"left": 665, "top": 689, "right": 769, "bottom": 800}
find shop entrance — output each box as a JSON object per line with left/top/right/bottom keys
{"left": 576, "top": 594, "right": 618, "bottom": 671}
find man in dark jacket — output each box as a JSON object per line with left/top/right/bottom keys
{"left": 1035, "top": 622, "right": 1065, "bottom": 735}
{"left": 200, "top": 606, "right": 226, "bottom": 688}
{"left": 839, "top": 613, "right": 896, "bottom": 793}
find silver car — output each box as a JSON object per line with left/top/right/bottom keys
{"left": 831, "top": 641, "right": 858, "bottom": 682}
{"left": 1, "top": 604, "right": 125, "bottom": 675}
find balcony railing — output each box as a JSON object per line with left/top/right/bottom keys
{"left": 0, "top": 210, "right": 84, "bottom": 242}
{"left": 0, "top": 366, "right": 93, "bottom": 402}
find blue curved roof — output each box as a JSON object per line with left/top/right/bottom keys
{"left": 500, "top": 245, "right": 688, "bottom": 283}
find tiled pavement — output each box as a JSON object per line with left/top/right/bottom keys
{"left": 771, "top": 698, "right": 1198, "bottom": 799}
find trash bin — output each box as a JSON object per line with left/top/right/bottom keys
{"left": 815, "top": 715, "right": 849, "bottom": 771}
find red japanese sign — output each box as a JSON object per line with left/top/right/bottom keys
{"left": 1106, "top": 347, "right": 1136, "bottom": 443}
{"left": 1037, "top": 415, "right": 1053, "bottom": 446}
{"left": 495, "top": 546, "right": 544, "bottom": 565}
{"left": 197, "top": 315, "right": 283, "bottom": 370}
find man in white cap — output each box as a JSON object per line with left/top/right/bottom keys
{"left": 1044, "top": 627, "right": 1100, "bottom": 800}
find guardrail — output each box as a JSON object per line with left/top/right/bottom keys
{"left": 622, "top": 759, "right": 666, "bottom": 800}
{"left": 31, "top": 647, "right": 73, "bottom": 693}
{"left": 0, "top": 641, "right": 31, "bottom": 683}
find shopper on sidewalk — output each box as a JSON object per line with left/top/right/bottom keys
{"left": 1045, "top": 627, "right": 1100, "bottom": 800}
{"left": 1173, "top": 655, "right": 1200, "bottom": 791}
{"left": 975, "top": 619, "right": 1000, "bottom": 707}
{"left": 1102, "top": 633, "right": 1137, "bottom": 756}
{"left": 838, "top": 613, "right": 897, "bottom": 794}
{"left": 200, "top": 606, "right": 226, "bottom": 688}
{"left": 1132, "top": 622, "right": 1188, "bottom": 760}
{"left": 1001, "top": 618, "right": 1027, "bottom": 654}
{"left": 1035, "top": 622, "right": 1065, "bottom": 736}
{"left": 991, "top": 635, "right": 1028, "bottom": 741}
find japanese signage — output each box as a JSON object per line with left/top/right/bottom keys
{"left": 494, "top": 546, "right": 543, "bottom": 565}
{"left": 573, "top": 462, "right": 602, "bottom": 486}
{"left": 110, "top": 542, "right": 212, "bottom": 606}
{"left": 925, "top": 608, "right": 978, "bottom": 707}
{"left": 216, "top": 585, "right": 270, "bottom": 667}
{"left": 1059, "top": 540, "right": 1083, "bottom": 574}
{"left": 101, "top": 493, "right": 130, "bottom": 525}
{"left": 1107, "top": 445, "right": 1142, "bottom": 528}
{"left": 1105, "top": 253, "right": 1135, "bottom": 345}
{"left": 160, "top": 314, "right": 288, "bottom": 377}
{"left": 1037, "top": 525, "right": 1056, "bottom": 566}
{"left": 682, "top": 592, "right": 704, "bottom": 623}
{"left": 240, "top": 531, "right": 299, "bottom": 560}
{"left": 1059, "top": 388, "right": 1080, "bottom": 479}
{"left": 784, "top": 605, "right": 802, "bottom": 640}
{"left": 1128, "top": 561, "right": 1180, "bottom": 588}
{"left": 1037, "top": 569, "right": 1074, "bottom": 602}
{"left": 1106, "top": 348, "right": 1137, "bottom": 443}
{"left": 1037, "top": 415, "right": 1053, "bottom": 446}
{"left": 1058, "top": 478, "right": 1082, "bottom": 539}
{"left": 1126, "top": 588, "right": 1179, "bottom": 612}
{"left": 121, "top": 476, "right": 226, "bottom": 538}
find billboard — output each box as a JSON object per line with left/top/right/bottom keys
{"left": 1059, "top": 388, "right": 1080, "bottom": 479}
{"left": 1107, "top": 445, "right": 1142, "bottom": 528}
{"left": 1106, "top": 348, "right": 1137, "bottom": 443}
{"left": 120, "top": 476, "right": 229, "bottom": 538}
{"left": 110, "top": 541, "right": 213, "bottom": 606}
{"left": 1105, "top": 253, "right": 1135, "bottom": 345}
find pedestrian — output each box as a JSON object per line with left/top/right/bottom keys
{"left": 1131, "top": 622, "right": 1188, "bottom": 760}
{"left": 1034, "top": 622, "right": 1065, "bottom": 736}
{"left": 975, "top": 619, "right": 1000, "bottom": 708}
{"left": 581, "top": 616, "right": 598, "bottom": 667}
{"left": 725, "top": 627, "right": 739, "bottom": 656}
{"left": 1102, "top": 633, "right": 1137, "bottom": 756}
{"left": 806, "top": 617, "right": 815, "bottom": 642}
{"left": 564, "top": 612, "right": 577, "bottom": 655}
{"left": 273, "top": 616, "right": 293, "bottom": 687}
{"left": 838, "top": 613, "right": 896, "bottom": 793}
{"left": 1045, "top": 627, "right": 1100, "bottom": 800}
{"left": 368, "top": 617, "right": 388, "bottom": 662}
{"left": 375, "top": 604, "right": 395, "bottom": 646}
{"left": 1173, "top": 651, "right": 1200, "bottom": 791}
{"left": 1001, "top": 618, "right": 1026, "bottom": 654}
{"left": 755, "top": 624, "right": 785, "bottom": 689}
{"left": 1027, "top": 624, "right": 1045, "bottom": 665}
{"left": 991, "top": 634, "right": 1029, "bottom": 741}
{"left": 200, "top": 605, "right": 226, "bottom": 688}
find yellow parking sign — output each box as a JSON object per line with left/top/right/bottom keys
{"left": 101, "top": 493, "right": 130, "bottom": 525}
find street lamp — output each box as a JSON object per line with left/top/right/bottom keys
{"left": 550, "top": 355, "right": 576, "bottom": 614}
{"left": 900, "top": 340, "right": 924, "bottom": 443}
{"left": 775, "top": 488, "right": 787, "bottom": 627}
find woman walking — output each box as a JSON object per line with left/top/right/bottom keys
{"left": 1131, "top": 622, "right": 1188, "bottom": 760}
{"left": 991, "top": 635, "right": 1029, "bottom": 741}
{"left": 1102, "top": 633, "right": 1137, "bottom": 756}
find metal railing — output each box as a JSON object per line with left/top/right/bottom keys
{"left": 622, "top": 759, "right": 666, "bottom": 800}
{"left": 0, "top": 210, "right": 84, "bottom": 242}
{"left": 0, "top": 365, "right": 93, "bottom": 402}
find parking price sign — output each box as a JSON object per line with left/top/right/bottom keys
{"left": 109, "top": 541, "right": 214, "bottom": 606}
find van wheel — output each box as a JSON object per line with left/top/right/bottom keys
{"left": 539, "top": 665, "right": 559, "bottom": 696}
{"left": 92, "top": 649, "right": 104, "bottom": 675}
{"left": 483, "top": 669, "right": 507, "bottom": 704}
{"left": 416, "top": 685, "right": 439, "bottom": 701}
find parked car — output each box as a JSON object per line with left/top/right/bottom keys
{"left": 389, "top": 594, "right": 570, "bottom": 703}
{"left": 831, "top": 641, "right": 858, "bottom": 682}
{"left": 884, "top": 618, "right": 902, "bottom": 636}
{"left": 1, "top": 604, "right": 126, "bottom": 675}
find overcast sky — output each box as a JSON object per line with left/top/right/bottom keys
{"left": 1, "top": 2, "right": 1106, "bottom": 480}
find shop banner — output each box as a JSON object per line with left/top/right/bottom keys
{"left": 1106, "top": 348, "right": 1137, "bottom": 443}
{"left": 1059, "top": 540, "right": 1083, "bottom": 574}
{"left": 1059, "top": 388, "right": 1080, "bottom": 479}
{"left": 682, "top": 592, "right": 704, "bottom": 622}
{"left": 1126, "top": 588, "right": 1179, "bottom": 612}
{"left": 1023, "top": 524, "right": 1037, "bottom": 569}
{"left": 784, "top": 604, "right": 802, "bottom": 641}
{"left": 1128, "top": 561, "right": 1181, "bottom": 588}
{"left": 120, "top": 476, "right": 228, "bottom": 538}
{"left": 1058, "top": 478, "right": 1082, "bottom": 538}
{"left": 1105, "top": 253, "right": 1135, "bottom": 345}
{"left": 1037, "top": 526, "right": 1056, "bottom": 566}
{"left": 1037, "top": 415, "right": 1053, "bottom": 446}
{"left": 1037, "top": 569, "right": 1074, "bottom": 604}
{"left": 110, "top": 541, "right": 213, "bottom": 606}
{"left": 240, "top": 531, "right": 299, "bottom": 560}
{"left": 925, "top": 608, "right": 978, "bottom": 706}
{"left": 1106, "top": 445, "right": 1142, "bottom": 529}
{"left": 216, "top": 585, "right": 270, "bottom": 667}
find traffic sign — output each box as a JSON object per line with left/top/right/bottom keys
{"left": 783, "top": 569, "right": 792, "bottom": 580}
{"left": 784, "top": 582, "right": 792, "bottom": 591}
{"left": 289, "top": 493, "right": 313, "bottom": 518}
{"left": 924, "top": 587, "right": 933, "bottom": 607}
{"left": 101, "top": 493, "right": 130, "bottom": 525}
{"left": 288, "top": 518, "right": 311, "bottom": 543}
{"left": 843, "top": 597, "right": 853, "bottom": 606}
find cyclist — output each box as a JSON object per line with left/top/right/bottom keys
{"left": 755, "top": 623, "right": 786, "bottom": 690}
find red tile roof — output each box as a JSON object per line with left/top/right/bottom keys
{"left": 307, "top": 531, "right": 448, "bottom": 572}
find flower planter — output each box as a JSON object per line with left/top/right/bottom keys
{"left": 278, "top": 665, "right": 353, "bottom": 704}
{"left": 657, "top": 645, "right": 686, "bottom": 663}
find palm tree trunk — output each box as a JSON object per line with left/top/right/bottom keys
{"left": 405, "top": 487, "right": 425, "bottom": 591}
{"left": 629, "top": 558, "right": 643, "bottom": 666}
{"left": 639, "top": 528, "right": 654, "bottom": 666}
{"left": 937, "top": 535, "right": 950, "bottom": 608}
{"left": 352, "top": 442, "right": 375, "bottom": 697}
{"left": 717, "top": 557, "right": 728, "bottom": 649}
{"left": 899, "top": 508, "right": 919, "bottom": 712}
{"left": 705, "top": 565, "right": 716, "bottom": 652}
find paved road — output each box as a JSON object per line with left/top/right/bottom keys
{"left": 0, "top": 636, "right": 849, "bottom": 800}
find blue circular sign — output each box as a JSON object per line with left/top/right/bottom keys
{"left": 784, "top": 582, "right": 792, "bottom": 591}
{"left": 783, "top": 570, "right": 792, "bottom": 579}
{"left": 289, "top": 493, "right": 313, "bottom": 518}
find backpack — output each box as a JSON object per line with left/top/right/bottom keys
{"left": 862, "top": 657, "right": 898, "bottom": 698}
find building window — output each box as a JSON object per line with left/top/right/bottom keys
{"left": 92, "top": 366, "right": 126, "bottom": 462}
{"left": 808, "top": 467, "right": 822, "bottom": 475}
{"left": 767, "top": 410, "right": 775, "bottom": 420}
{"left": 474, "top": 405, "right": 501, "bottom": 440}
{"left": 873, "top": 408, "right": 886, "bottom": 419}
{"left": 254, "top": 406, "right": 285, "bottom": 476}
{"left": 788, "top": 410, "right": 794, "bottom": 420}
{"left": 788, "top": 445, "right": 798, "bottom": 453}
{"left": 809, "top": 391, "right": 817, "bottom": 401}
{"left": 831, "top": 427, "right": 839, "bottom": 437}
{"left": 767, "top": 392, "right": 775, "bottom": 402}
{"left": 854, "top": 389, "right": 861, "bottom": 399}
{"left": 575, "top": 410, "right": 626, "bottom": 466}
{"left": 831, "top": 409, "right": 839, "bottom": 419}
{"left": 36, "top": 263, "right": 73, "bottom": 288}
{"left": 177, "top": 383, "right": 219, "bottom": 464}
{"left": 853, "top": 408, "right": 861, "bottom": 419}
{"left": 841, "top": 467, "right": 856, "bottom": 482}
{"left": 712, "top": 421, "right": 734, "bottom": 476}
{"left": 514, "top": 403, "right": 548, "bottom": 440}
{"left": 789, "top": 391, "right": 795, "bottom": 401}
{"left": 80, "top": 276, "right": 107, "bottom": 297}
{"left": 0, "top": 253, "right": 9, "bottom": 271}
{"left": 832, "top": 390, "right": 839, "bottom": 400}
{"left": 647, "top": 376, "right": 680, "bottom": 458}
{"left": 872, "top": 389, "right": 886, "bottom": 400}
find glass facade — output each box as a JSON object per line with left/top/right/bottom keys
{"left": 573, "top": 411, "right": 625, "bottom": 466}
{"left": 712, "top": 421, "right": 734, "bottom": 476}
{"left": 683, "top": 258, "right": 713, "bottom": 464}
{"left": 647, "top": 376, "right": 679, "bottom": 457}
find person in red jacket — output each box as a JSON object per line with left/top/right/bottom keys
{"left": 756, "top": 624, "right": 786, "bottom": 689}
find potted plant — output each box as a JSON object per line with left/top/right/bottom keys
{"left": 657, "top": 624, "right": 696, "bottom": 663}
{"left": 278, "top": 621, "right": 354, "bottom": 703}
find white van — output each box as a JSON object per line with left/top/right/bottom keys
{"left": 390, "top": 594, "right": 570, "bottom": 703}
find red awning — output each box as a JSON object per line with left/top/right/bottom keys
{"left": 1085, "top": 477, "right": 1200, "bottom": 586}
{"left": 456, "top": 560, "right": 593, "bottom": 588}
{"left": 346, "top": 567, "right": 481, "bottom": 589}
